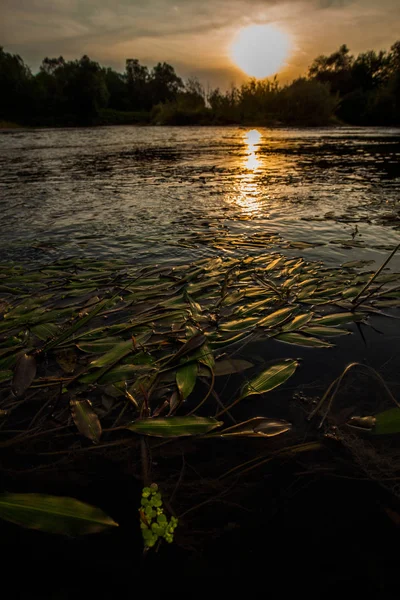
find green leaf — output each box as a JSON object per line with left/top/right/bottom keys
{"left": 217, "top": 417, "right": 292, "bottom": 438}
{"left": 126, "top": 416, "right": 222, "bottom": 437}
{"left": 219, "top": 317, "right": 259, "bottom": 332}
{"left": 302, "top": 326, "right": 351, "bottom": 337}
{"left": 297, "top": 285, "right": 317, "bottom": 300}
{"left": 55, "top": 348, "right": 77, "bottom": 374}
{"left": 98, "top": 364, "right": 151, "bottom": 384}
{"left": 12, "top": 353, "right": 37, "bottom": 397}
{"left": 373, "top": 299, "right": 400, "bottom": 308}
{"left": 341, "top": 260, "right": 374, "bottom": 268}
{"left": 42, "top": 298, "right": 110, "bottom": 352}
{"left": 90, "top": 340, "right": 133, "bottom": 368}
{"left": 275, "top": 332, "right": 333, "bottom": 348}
{"left": 258, "top": 307, "right": 293, "bottom": 328}
{"left": 176, "top": 362, "right": 198, "bottom": 400}
{"left": 76, "top": 337, "right": 123, "bottom": 353}
{"left": 265, "top": 257, "right": 284, "bottom": 271}
{"left": 70, "top": 399, "right": 102, "bottom": 443}
{"left": 372, "top": 408, "right": 400, "bottom": 435}
{"left": 171, "top": 334, "right": 207, "bottom": 363}
{"left": 214, "top": 359, "right": 254, "bottom": 376}
{"left": 0, "top": 493, "right": 118, "bottom": 535}
{"left": 31, "top": 322, "right": 60, "bottom": 341}
{"left": 240, "top": 359, "right": 299, "bottom": 400}
{"left": 341, "top": 287, "right": 362, "bottom": 299}
{"left": 282, "top": 313, "right": 312, "bottom": 331}
{"left": 209, "top": 331, "right": 250, "bottom": 349}
{"left": 312, "top": 312, "right": 360, "bottom": 326}
{"left": 195, "top": 342, "right": 215, "bottom": 370}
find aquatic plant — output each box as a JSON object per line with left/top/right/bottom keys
{"left": 139, "top": 484, "right": 178, "bottom": 549}
{"left": 0, "top": 246, "right": 399, "bottom": 540}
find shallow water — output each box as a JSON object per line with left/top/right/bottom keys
{"left": 1, "top": 125, "right": 400, "bottom": 412}
{"left": 1, "top": 125, "right": 400, "bottom": 269}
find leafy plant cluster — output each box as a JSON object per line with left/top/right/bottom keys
{"left": 1, "top": 251, "right": 400, "bottom": 438}
{"left": 140, "top": 484, "right": 178, "bottom": 548}
{"left": 1, "top": 40, "right": 400, "bottom": 127}
{"left": 0, "top": 248, "right": 400, "bottom": 543}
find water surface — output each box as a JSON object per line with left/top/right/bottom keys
{"left": 1, "top": 125, "right": 400, "bottom": 268}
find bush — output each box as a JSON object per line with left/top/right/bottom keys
{"left": 279, "top": 79, "right": 338, "bottom": 126}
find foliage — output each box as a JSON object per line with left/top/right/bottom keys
{"left": 139, "top": 484, "right": 178, "bottom": 548}
{"left": 0, "top": 246, "right": 398, "bottom": 454}
{"left": 308, "top": 41, "right": 400, "bottom": 124}
{"left": 279, "top": 78, "right": 338, "bottom": 126}
{"left": 0, "top": 247, "right": 400, "bottom": 541}
{"left": 1, "top": 39, "right": 399, "bottom": 126}
{"left": 0, "top": 493, "right": 118, "bottom": 535}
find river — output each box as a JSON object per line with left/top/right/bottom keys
{"left": 1, "top": 125, "right": 400, "bottom": 268}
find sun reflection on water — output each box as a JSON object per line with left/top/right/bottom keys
{"left": 232, "top": 129, "right": 266, "bottom": 217}
{"left": 244, "top": 129, "right": 261, "bottom": 171}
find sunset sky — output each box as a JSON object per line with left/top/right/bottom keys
{"left": 1, "top": 0, "right": 399, "bottom": 88}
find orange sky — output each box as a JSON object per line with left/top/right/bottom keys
{"left": 1, "top": 0, "right": 399, "bottom": 88}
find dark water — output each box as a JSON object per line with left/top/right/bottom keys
{"left": 1, "top": 125, "right": 400, "bottom": 269}
{"left": 1, "top": 126, "right": 400, "bottom": 591}
{"left": 1, "top": 125, "right": 400, "bottom": 392}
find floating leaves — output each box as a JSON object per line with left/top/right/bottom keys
{"left": 70, "top": 399, "right": 102, "bottom": 443}
{"left": 217, "top": 417, "right": 292, "bottom": 438}
{"left": 276, "top": 332, "right": 333, "bottom": 348}
{"left": 240, "top": 359, "right": 299, "bottom": 400}
{"left": 0, "top": 493, "right": 118, "bottom": 535}
{"left": 214, "top": 359, "right": 254, "bottom": 376}
{"left": 90, "top": 340, "right": 134, "bottom": 368}
{"left": 312, "top": 312, "right": 361, "bottom": 326}
{"left": 126, "top": 416, "right": 223, "bottom": 437}
{"left": 55, "top": 348, "right": 77, "bottom": 374}
{"left": 176, "top": 362, "right": 198, "bottom": 400}
{"left": 258, "top": 307, "right": 293, "bottom": 328}
{"left": 12, "top": 353, "right": 37, "bottom": 397}
{"left": 0, "top": 249, "right": 399, "bottom": 448}
{"left": 371, "top": 408, "right": 400, "bottom": 435}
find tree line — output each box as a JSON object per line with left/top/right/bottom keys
{"left": 0, "top": 41, "right": 399, "bottom": 127}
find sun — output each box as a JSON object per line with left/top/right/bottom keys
{"left": 230, "top": 24, "right": 291, "bottom": 79}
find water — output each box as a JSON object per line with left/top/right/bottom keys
{"left": 1, "top": 128, "right": 400, "bottom": 576}
{"left": 1, "top": 125, "right": 400, "bottom": 268}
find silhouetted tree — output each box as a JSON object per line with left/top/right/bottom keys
{"left": 309, "top": 44, "right": 354, "bottom": 96}
{"left": 0, "top": 47, "right": 33, "bottom": 124}
{"left": 125, "top": 58, "right": 150, "bottom": 110}
{"left": 1, "top": 41, "right": 399, "bottom": 127}
{"left": 103, "top": 67, "right": 129, "bottom": 111}
{"left": 149, "top": 62, "right": 183, "bottom": 105}
{"left": 279, "top": 78, "right": 337, "bottom": 125}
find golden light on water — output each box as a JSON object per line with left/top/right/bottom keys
{"left": 234, "top": 129, "right": 263, "bottom": 216}
{"left": 230, "top": 24, "right": 291, "bottom": 79}
{"left": 244, "top": 129, "right": 261, "bottom": 171}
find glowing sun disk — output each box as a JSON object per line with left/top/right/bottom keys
{"left": 230, "top": 24, "right": 290, "bottom": 79}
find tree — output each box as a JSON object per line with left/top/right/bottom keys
{"left": 180, "top": 77, "right": 206, "bottom": 110}
{"left": 309, "top": 44, "right": 354, "bottom": 96}
{"left": 279, "top": 78, "right": 337, "bottom": 125}
{"left": 150, "top": 62, "right": 183, "bottom": 105}
{"left": 351, "top": 50, "right": 390, "bottom": 91}
{"left": 64, "top": 56, "right": 109, "bottom": 125}
{"left": 103, "top": 67, "right": 129, "bottom": 111}
{"left": 0, "top": 47, "right": 33, "bottom": 124}
{"left": 125, "top": 59, "right": 150, "bottom": 110}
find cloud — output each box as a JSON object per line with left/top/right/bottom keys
{"left": 0, "top": 0, "right": 399, "bottom": 86}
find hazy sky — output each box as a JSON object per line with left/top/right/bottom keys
{"left": 1, "top": 0, "right": 399, "bottom": 88}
